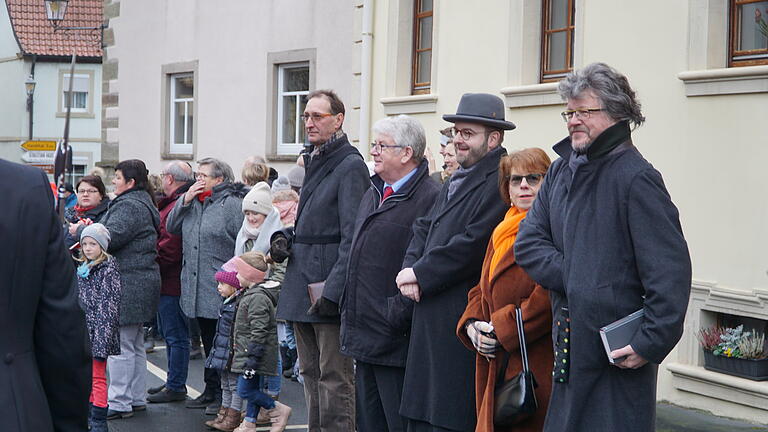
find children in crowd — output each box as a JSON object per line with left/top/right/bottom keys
{"left": 270, "top": 176, "right": 299, "bottom": 227}
{"left": 204, "top": 268, "right": 247, "bottom": 431}
{"left": 235, "top": 182, "right": 284, "bottom": 257}
{"left": 76, "top": 223, "right": 122, "bottom": 432}
{"left": 230, "top": 251, "right": 291, "bottom": 432}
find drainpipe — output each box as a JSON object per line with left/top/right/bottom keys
{"left": 359, "top": 0, "right": 374, "bottom": 155}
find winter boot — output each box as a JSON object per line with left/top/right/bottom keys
{"left": 256, "top": 395, "right": 278, "bottom": 425}
{"left": 267, "top": 402, "right": 292, "bottom": 432}
{"left": 233, "top": 419, "right": 257, "bottom": 432}
{"left": 90, "top": 405, "right": 109, "bottom": 432}
{"left": 213, "top": 408, "right": 242, "bottom": 432}
{"left": 205, "top": 406, "right": 226, "bottom": 429}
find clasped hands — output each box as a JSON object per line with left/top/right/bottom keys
{"left": 465, "top": 320, "right": 500, "bottom": 358}
{"left": 396, "top": 267, "right": 421, "bottom": 302}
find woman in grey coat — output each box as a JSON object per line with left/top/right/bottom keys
{"left": 75, "top": 159, "right": 161, "bottom": 418}
{"left": 166, "top": 157, "right": 246, "bottom": 410}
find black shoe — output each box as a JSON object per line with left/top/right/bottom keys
{"left": 185, "top": 392, "right": 214, "bottom": 409}
{"left": 147, "top": 383, "right": 165, "bottom": 395}
{"left": 106, "top": 409, "right": 133, "bottom": 420}
{"left": 131, "top": 404, "right": 147, "bottom": 412}
{"left": 147, "top": 387, "right": 187, "bottom": 403}
{"left": 204, "top": 398, "right": 222, "bottom": 416}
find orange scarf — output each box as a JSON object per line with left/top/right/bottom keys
{"left": 489, "top": 206, "right": 527, "bottom": 276}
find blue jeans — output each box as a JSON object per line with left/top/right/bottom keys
{"left": 262, "top": 354, "right": 282, "bottom": 397}
{"left": 157, "top": 295, "right": 190, "bottom": 392}
{"left": 237, "top": 375, "right": 276, "bottom": 420}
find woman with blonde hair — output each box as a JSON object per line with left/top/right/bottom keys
{"left": 457, "top": 148, "right": 554, "bottom": 432}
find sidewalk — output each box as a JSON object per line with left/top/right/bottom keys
{"left": 656, "top": 402, "right": 767, "bottom": 431}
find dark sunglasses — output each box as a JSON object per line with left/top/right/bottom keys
{"left": 508, "top": 173, "right": 544, "bottom": 186}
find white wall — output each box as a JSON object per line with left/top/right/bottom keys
{"left": 116, "top": 0, "right": 357, "bottom": 177}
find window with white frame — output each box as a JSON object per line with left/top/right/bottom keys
{"left": 276, "top": 63, "right": 310, "bottom": 155}
{"left": 62, "top": 74, "right": 89, "bottom": 112}
{"left": 169, "top": 73, "right": 194, "bottom": 155}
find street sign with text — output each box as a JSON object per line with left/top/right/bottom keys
{"left": 21, "top": 140, "right": 57, "bottom": 151}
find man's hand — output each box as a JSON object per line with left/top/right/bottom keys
{"left": 399, "top": 283, "right": 421, "bottom": 302}
{"left": 307, "top": 296, "right": 339, "bottom": 317}
{"left": 183, "top": 180, "right": 206, "bottom": 205}
{"left": 465, "top": 320, "right": 500, "bottom": 358}
{"left": 396, "top": 267, "right": 418, "bottom": 287}
{"left": 610, "top": 344, "right": 648, "bottom": 369}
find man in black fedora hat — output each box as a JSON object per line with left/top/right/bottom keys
{"left": 395, "top": 93, "right": 514, "bottom": 432}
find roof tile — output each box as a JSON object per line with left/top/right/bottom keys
{"left": 6, "top": 0, "right": 103, "bottom": 58}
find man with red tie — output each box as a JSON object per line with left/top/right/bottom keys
{"left": 340, "top": 114, "right": 440, "bottom": 432}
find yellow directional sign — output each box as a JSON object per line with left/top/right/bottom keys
{"left": 21, "top": 140, "right": 57, "bottom": 151}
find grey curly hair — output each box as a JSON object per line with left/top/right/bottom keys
{"left": 558, "top": 62, "right": 645, "bottom": 129}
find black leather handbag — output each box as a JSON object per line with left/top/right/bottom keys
{"left": 493, "top": 305, "right": 539, "bottom": 427}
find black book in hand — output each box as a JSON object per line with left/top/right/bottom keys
{"left": 599, "top": 309, "right": 644, "bottom": 365}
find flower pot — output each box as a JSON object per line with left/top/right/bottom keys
{"left": 702, "top": 350, "right": 768, "bottom": 381}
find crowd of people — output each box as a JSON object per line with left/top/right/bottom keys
{"left": 5, "top": 62, "right": 693, "bottom": 432}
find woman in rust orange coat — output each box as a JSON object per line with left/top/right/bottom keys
{"left": 457, "top": 148, "right": 554, "bottom": 432}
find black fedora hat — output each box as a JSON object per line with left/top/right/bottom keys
{"left": 443, "top": 93, "right": 516, "bottom": 130}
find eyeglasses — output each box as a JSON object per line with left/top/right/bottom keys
{"left": 301, "top": 112, "right": 335, "bottom": 122}
{"left": 370, "top": 142, "right": 405, "bottom": 152}
{"left": 508, "top": 173, "right": 545, "bottom": 187}
{"left": 560, "top": 108, "right": 604, "bottom": 122}
{"left": 77, "top": 189, "right": 99, "bottom": 194}
{"left": 451, "top": 127, "right": 484, "bottom": 141}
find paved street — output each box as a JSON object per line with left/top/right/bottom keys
{"left": 109, "top": 344, "right": 308, "bottom": 432}
{"left": 109, "top": 343, "right": 767, "bottom": 432}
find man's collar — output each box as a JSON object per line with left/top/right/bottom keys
{"left": 314, "top": 129, "right": 346, "bottom": 157}
{"left": 553, "top": 120, "right": 632, "bottom": 161}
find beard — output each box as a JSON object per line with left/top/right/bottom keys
{"left": 456, "top": 136, "right": 490, "bottom": 168}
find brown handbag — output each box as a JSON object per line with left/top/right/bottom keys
{"left": 493, "top": 305, "right": 539, "bottom": 427}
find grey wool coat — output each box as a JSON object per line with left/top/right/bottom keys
{"left": 277, "top": 133, "right": 370, "bottom": 323}
{"left": 399, "top": 146, "right": 508, "bottom": 432}
{"left": 166, "top": 182, "right": 246, "bottom": 319}
{"left": 90, "top": 188, "right": 162, "bottom": 326}
{"left": 515, "top": 121, "right": 692, "bottom": 432}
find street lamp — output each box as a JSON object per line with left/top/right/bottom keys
{"left": 25, "top": 74, "right": 36, "bottom": 140}
{"left": 44, "top": 0, "right": 69, "bottom": 26}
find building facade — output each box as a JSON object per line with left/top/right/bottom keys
{"left": 0, "top": 0, "right": 102, "bottom": 183}
{"left": 104, "top": 0, "right": 363, "bottom": 177}
{"left": 365, "top": 0, "right": 768, "bottom": 424}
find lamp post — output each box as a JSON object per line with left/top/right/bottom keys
{"left": 25, "top": 74, "right": 36, "bottom": 141}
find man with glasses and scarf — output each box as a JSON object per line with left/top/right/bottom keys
{"left": 515, "top": 63, "right": 691, "bottom": 432}
{"left": 277, "top": 89, "right": 370, "bottom": 431}
{"left": 395, "top": 93, "right": 513, "bottom": 432}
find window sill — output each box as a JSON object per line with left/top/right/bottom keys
{"left": 160, "top": 150, "right": 194, "bottom": 161}
{"left": 266, "top": 154, "right": 300, "bottom": 163}
{"left": 500, "top": 83, "right": 562, "bottom": 109}
{"left": 56, "top": 111, "right": 95, "bottom": 119}
{"left": 380, "top": 94, "right": 438, "bottom": 115}
{"left": 677, "top": 66, "right": 768, "bottom": 96}
{"left": 667, "top": 362, "right": 768, "bottom": 410}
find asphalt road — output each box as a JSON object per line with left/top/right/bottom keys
{"left": 109, "top": 344, "right": 308, "bottom": 432}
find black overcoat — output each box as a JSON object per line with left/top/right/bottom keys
{"left": 400, "top": 146, "right": 508, "bottom": 431}
{"left": 277, "top": 134, "right": 370, "bottom": 323}
{"left": 340, "top": 159, "right": 440, "bottom": 367}
{"left": 515, "top": 122, "right": 692, "bottom": 432}
{"left": 0, "top": 160, "right": 91, "bottom": 432}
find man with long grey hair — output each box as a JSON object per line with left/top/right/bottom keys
{"left": 515, "top": 63, "right": 692, "bottom": 431}
{"left": 340, "top": 115, "right": 440, "bottom": 432}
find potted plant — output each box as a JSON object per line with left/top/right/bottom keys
{"left": 697, "top": 325, "right": 768, "bottom": 381}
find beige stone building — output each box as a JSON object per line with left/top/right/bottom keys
{"left": 363, "top": 0, "right": 768, "bottom": 424}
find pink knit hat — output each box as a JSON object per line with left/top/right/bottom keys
{"left": 215, "top": 271, "right": 241, "bottom": 290}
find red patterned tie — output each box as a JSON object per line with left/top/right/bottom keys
{"left": 381, "top": 186, "right": 394, "bottom": 202}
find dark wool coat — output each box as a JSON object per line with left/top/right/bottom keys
{"left": 166, "top": 182, "right": 247, "bottom": 319}
{"left": 77, "top": 257, "right": 122, "bottom": 358}
{"left": 205, "top": 293, "right": 241, "bottom": 371}
{"left": 0, "top": 160, "right": 90, "bottom": 432}
{"left": 515, "top": 122, "right": 692, "bottom": 432}
{"left": 340, "top": 159, "right": 440, "bottom": 367}
{"left": 277, "top": 134, "right": 370, "bottom": 323}
{"left": 231, "top": 281, "right": 280, "bottom": 376}
{"left": 94, "top": 188, "right": 162, "bottom": 326}
{"left": 156, "top": 183, "right": 192, "bottom": 297}
{"left": 64, "top": 197, "right": 111, "bottom": 250}
{"left": 400, "top": 146, "right": 509, "bottom": 432}
{"left": 457, "top": 238, "right": 553, "bottom": 432}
